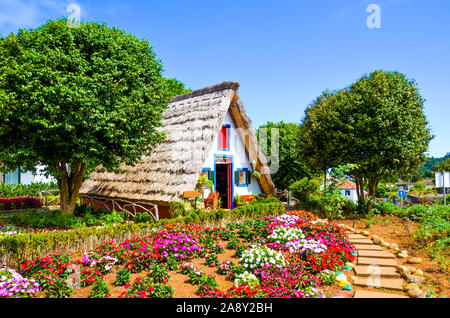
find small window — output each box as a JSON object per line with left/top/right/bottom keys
{"left": 345, "top": 190, "right": 351, "bottom": 196}
{"left": 201, "top": 169, "right": 214, "bottom": 184}
{"left": 218, "top": 125, "right": 230, "bottom": 151}
{"left": 4, "top": 168, "right": 20, "bottom": 185}
{"left": 235, "top": 169, "right": 251, "bottom": 187}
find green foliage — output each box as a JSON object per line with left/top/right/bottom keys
{"left": 164, "top": 78, "right": 191, "bottom": 98}
{"left": 46, "top": 278, "right": 73, "bottom": 298}
{"left": 290, "top": 176, "right": 347, "bottom": 219}
{"left": 375, "top": 183, "right": 398, "bottom": 198}
{"left": 4, "top": 207, "right": 126, "bottom": 229}
{"left": 165, "top": 257, "right": 179, "bottom": 271}
{"left": 148, "top": 263, "right": 170, "bottom": 284}
{"left": 412, "top": 205, "right": 450, "bottom": 273}
{"left": 133, "top": 212, "right": 155, "bottom": 224}
{"left": 151, "top": 284, "right": 174, "bottom": 298}
{"left": 90, "top": 277, "right": 111, "bottom": 298}
{"left": 115, "top": 268, "right": 131, "bottom": 286}
{"left": 0, "top": 222, "right": 155, "bottom": 260}
{"left": 169, "top": 200, "right": 185, "bottom": 218}
{"left": 258, "top": 122, "right": 312, "bottom": 190}
{"left": 0, "top": 182, "right": 58, "bottom": 198}
{"left": 0, "top": 200, "right": 283, "bottom": 261}
{"left": 234, "top": 195, "right": 245, "bottom": 206}
{"left": 317, "top": 270, "right": 336, "bottom": 285}
{"left": 409, "top": 183, "right": 437, "bottom": 200}
{"left": 373, "top": 202, "right": 403, "bottom": 216}
{"left": 372, "top": 202, "right": 449, "bottom": 273}
{"left": 433, "top": 157, "right": 450, "bottom": 172}
{"left": 315, "top": 189, "right": 347, "bottom": 220}
{"left": 299, "top": 70, "right": 433, "bottom": 212}
{"left": 419, "top": 153, "right": 450, "bottom": 175}
{"left": 290, "top": 177, "right": 321, "bottom": 211}
{"left": 0, "top": 19, "right": 172, "bottom": 213}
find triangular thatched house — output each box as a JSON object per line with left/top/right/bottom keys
{"left": 79, "top": 82, "right": 276, "bottom": 219}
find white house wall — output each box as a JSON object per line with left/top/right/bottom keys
{"left": 342, "top": 189, "right": 358, "bottom": 203}
{"left": 202, "top": 111, "right": 262, "bottom": 198}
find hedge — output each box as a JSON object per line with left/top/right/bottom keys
{"left": 0, "top": 200, "right": 285, "bottom": 265}
{"left": 0, "top": 197, "right": 42, "bottom": 211}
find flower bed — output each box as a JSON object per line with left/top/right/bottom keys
{"left": 0, "top": 197, "right": 41, "bottom": 210}
{"left": 0, "top": 265, "right": 39, "bottom": 298}
{"left": 1, "top": 210, "right": 355, "bottom": 298}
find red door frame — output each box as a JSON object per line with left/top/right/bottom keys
{"left": 215, "top": 159, "right": 232, "bottom": 209}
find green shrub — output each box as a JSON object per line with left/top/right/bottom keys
{"left": 0, "top": 182, "right": 58, "bottom": 198}
{"left": 46, "top": 278, "right": 73, "bottom": 298}
{"left": 90, "top": 277, "right": 111, "bottom": 298}
{"left": 406, "top": 204, "right": 429, "bottom": 221}
{"left": 134, "top": 212, "right": 154, "bottom": 223}
{"left": 148, "top": 263, "right": 170, "bottom": 284}
{"left": 115, "top": 268, "right": 131, "bottom": 286}
{"left": 290, "top": 177, "right": 320, "bottom": 211}
{"left": 100, "top": 211, "right": 124, "bottom": 225}
{"left": 373, "top": 201, "right": 402, "bottom": 216}
{"left": 409, "top": 205, "right": 450, "bottom": 273}
{"left": 169, "top": 200, "right": 185, "bottom": 218}
{"left": 151, "top": 284, "right": 174, "bottom": 298}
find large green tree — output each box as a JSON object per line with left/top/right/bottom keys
{"left": 298, "top": 70, "right": 433, "bottom": 212}
{"left": 0, "top": 20, "right": 176, "bottom": 213}
{"left": 258, "top": 121, "right": 311, "bottom": 191}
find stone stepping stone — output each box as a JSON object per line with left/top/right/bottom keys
{"left": 357, "top": 257, "right": 398, "bottom": 267}
{"left": 354, "top": 277, "right": 404, "bottom": 291}
{"left": 354, "top": 244, "right": 383, "bottom": 251}
{"left": 357, "top": 250, "right": 395, "bottom": 259}
{"left": 348, "top": 238, "right": 373, "bottom": 245}
{"left": 347, "top": 234, "right": 366, "bottom": 239}
{"left": 354, "top": 265, "right": 401, "bottom": 278}
{"left": 353, "top": 290, "right": 408, "bottom": 298}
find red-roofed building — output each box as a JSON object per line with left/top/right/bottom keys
{"left": 326, "top": 176, "right": 365, "bottom": 203}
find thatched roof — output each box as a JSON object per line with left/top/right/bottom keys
{"left": 79, "top": 82, "right": 276, "bottom": 206}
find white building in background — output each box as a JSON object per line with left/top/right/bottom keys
{"left": 325, "top": 177, "right": 362, "bottom": 203}
{"left": 435, "top": 171, "right": 450, "bottom": 194}
{"left": 337, "top": 179, "right": 359, "bottom": 203}
{"left": 2, "top": 165, "right": 55, "bottom": 185}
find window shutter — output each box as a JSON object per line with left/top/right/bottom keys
{"left": 246, "top": 171, "right": 251, "bottom": 185}
{"left": 208, "top": 171, "right": 215, "bottom": 183}
{"left": 234, "top": 171, "right": 240, "bottom": 185}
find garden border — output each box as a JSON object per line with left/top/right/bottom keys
{"left": 0, "top": 200, "right": 285, "bottom": 268}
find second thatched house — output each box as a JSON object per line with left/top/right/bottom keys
{"left": 79, "top": 82, "right": 276, "bottom": 219}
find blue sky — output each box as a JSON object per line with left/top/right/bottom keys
{"left": 0, "top": 0, "right": 449, "bottom": 157}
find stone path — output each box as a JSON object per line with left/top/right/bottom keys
{"left": 346, "top": 233, "right": 408, "bottom": 298}
{"left": 353, "top": 290, "right": 408, "bottom": 298}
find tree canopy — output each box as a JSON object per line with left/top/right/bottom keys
{"left": 298, "top": 70, "right": 433, "bottom": 212}
{"left": 0, "top": 19, "right": 178, "bottom": 213}
{"left": 258, "top": 121, "right": 311, "bottom": 191}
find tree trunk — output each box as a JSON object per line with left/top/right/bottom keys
{"left": 355, "top": 176, "right": 365, "bottom": 205}
{"left": 366, "top": 178, "right": 379, "bottom": 213}
{"left": 55, "top": 160, "right": 86, "bottom": 214}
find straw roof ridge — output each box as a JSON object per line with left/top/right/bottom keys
{"left": 171, "top": 82, "right": 240, "bottom": 103}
